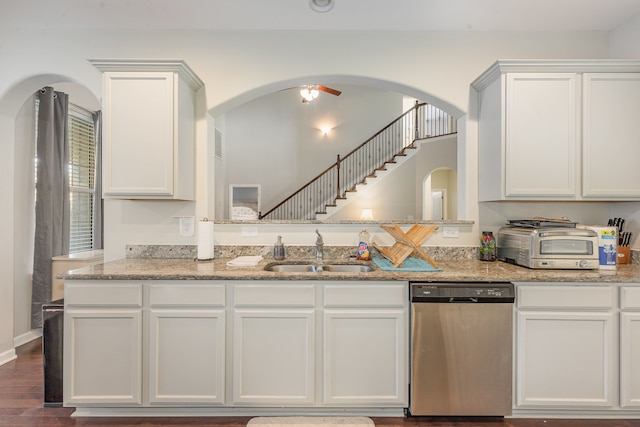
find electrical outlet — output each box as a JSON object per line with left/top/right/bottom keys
{"left": 442, "top": 227, "right": 459, "bottom": 238}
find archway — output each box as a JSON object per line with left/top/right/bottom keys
{"left": 209, "top": 76, "right": 464, "bottom": 221}
{"left": 0, "top": 74, "right": 100, "bottom": 354}
{"left": 423, "top": 167, "right": 457, "bottom": 221}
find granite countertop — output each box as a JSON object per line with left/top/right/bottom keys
{"left": 61, "top": 257, "right": 640, "bottom": 283}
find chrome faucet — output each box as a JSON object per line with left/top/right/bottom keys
{"left": 315, "top": 229, "right": 324, "bottom": 261}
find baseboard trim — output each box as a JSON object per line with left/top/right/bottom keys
{"left": 71, "top": 407, "right": 406, "bottom": 418}
{"left": 14, "top": 328, "right": 42, "bottom": 348}
{"left": 0, "top": 348, "right": 17, "bottom": 367}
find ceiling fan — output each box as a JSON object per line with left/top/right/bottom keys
{"left": 297, "top": 84, "right": 342, "bottom": 103}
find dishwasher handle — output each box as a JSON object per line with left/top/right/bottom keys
{"left": 449, "top": 297, "right": 479, "bottom": 303}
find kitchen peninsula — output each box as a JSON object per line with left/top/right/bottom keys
{"left": 61, "top": 256, "right": 640, "bottom": 419}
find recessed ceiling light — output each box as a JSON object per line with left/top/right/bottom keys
{"left": 309, "top": 0, "right": 334, "bottom": 13}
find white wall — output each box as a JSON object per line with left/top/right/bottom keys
{"left": 0, "top": 26, "right": 630, "bottom": 357}
{"left": 611, "top": 13, "right": 640, "bottom": 58}
{"left": 0, "top": 112, "right": 16, "bottom": 364}
{"left": 13, "top": 96, "right": 36, "bottom": 340}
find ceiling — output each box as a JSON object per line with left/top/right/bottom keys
{"left": 2, "top": 0, "right": 640, "bottom": 32}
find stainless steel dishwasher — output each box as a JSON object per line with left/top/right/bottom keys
{"left": 409, "top": 282, "right": 515, "bottom": 416}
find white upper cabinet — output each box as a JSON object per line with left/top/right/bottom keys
{"left": 582, "top": 73, "right": 640, "bottom": 198}
{"left": 473, "top": 60, "right": 640, "bottom": 201}
{"left": 504, "top": 73, "right": 579, "bottom": 198}
{"left": 92, "top": 60, "right": 203, "bottom": 200}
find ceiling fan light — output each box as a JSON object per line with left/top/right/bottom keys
{"left": 309, "top": 0, "right": 334, "bottom": 13}
{"left": 300, "top": 87, "right": 319, "bottom": 102}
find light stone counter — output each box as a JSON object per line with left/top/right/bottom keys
{"left": 61, "top": 257, "right": 640, "bottom": 283}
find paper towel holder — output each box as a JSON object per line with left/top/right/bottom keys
{"left": 196, "top": 218, "right": 215, "bottom": 261}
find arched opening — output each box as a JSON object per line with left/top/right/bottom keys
{"left": 0, "top": 75, "right": 100, "bottom": 343}
{"left": 423, "top": 167, "right": 457, "bottom": 221}
{"left": 210, "top": 77, "right": 463, "bottom": 221}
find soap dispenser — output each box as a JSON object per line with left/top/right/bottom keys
{"left": 274, "top": 235, "right": 286, "bottom": 260}
{"left": 357, "top": 228, "right": 371, "bottom": 261}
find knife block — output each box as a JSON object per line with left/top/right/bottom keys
{"left": 617, "top": 246, "right": 631, "bottom": 265}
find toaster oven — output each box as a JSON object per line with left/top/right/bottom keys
{"left": 497, "top": 226, "right": 599, "bottom": 269}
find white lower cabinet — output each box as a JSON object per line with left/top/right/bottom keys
{"left": 515, "top": 283, "right": 640, "bottom": 413}
{"left": 64, "top": 281, "right": 143, "bottom": 406}
{"left": 516, "top": 284, "right": 616, "bottom": 409}
{"left": 322, "top": 283, "right": 408, "bottom": 406}
{"left": 231, "top": 283, "right": 316, "bottom": 405}
{"left": 64, "top": 279, "right": 408, "bottom": 411}
{"left": 516, "top": 310, "right": 615, "bottom": 407}
{"left": 147, "top": 283, "right": 226, "bottom": 405}
{"left": 620, "top": 287, "right": 640, "bottom": 408}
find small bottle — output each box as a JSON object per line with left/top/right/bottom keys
{"left": 357, "top": 228, "right": 371, "bottom": 261}
{"left": 274, "top": 236, "right": 285, "bottom": 260}
{"left": 480, "top": 231, "right": 496, "bottom": 261}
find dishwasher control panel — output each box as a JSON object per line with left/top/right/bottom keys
{"left": 410, "top": 282, "right": 515, "bottom": 303}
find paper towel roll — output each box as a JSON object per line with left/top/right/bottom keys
{"left": 197, "top": 220, "right": 214, "bottom": 260}
{"left": 582, "top": 225, "right": 617, "bottom": 270}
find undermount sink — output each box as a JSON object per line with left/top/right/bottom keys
{"left": 264, "top": 262, "right": 376, "bottom": 273}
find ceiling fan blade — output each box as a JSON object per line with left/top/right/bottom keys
{"left": 316, "top": 85, "right": 342, "bottom": 96}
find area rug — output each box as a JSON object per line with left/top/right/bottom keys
{"left": 247, "top": 416, "right": 374, "bottom": 427}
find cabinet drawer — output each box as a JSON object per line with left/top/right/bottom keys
{"left": 150, "top": 283, "right": 225, "bottom": 307}
{"left": 620, "top": 286, "right": 640, "bottom": 309}
{"left": 234, "top": 283, "right": 315, "bottom": 307}
{"left": 65, "top": 281, "right": 143, "bottom": 306}
{"left": 517, "top": 285, "right": 613, "bottom": 309}
{"left": 324, "top": 282, "right": 407, "bottom": 307}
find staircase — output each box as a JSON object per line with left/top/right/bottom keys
{"left": 259, "top": 102, "right": 457, "bottom": 220}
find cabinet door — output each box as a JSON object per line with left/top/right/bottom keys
{"left": 323, "top": 309, "right": 407, "bottom": 406}
{"left": 621, "top": 312, "right": 640, "bottom": 408}
{"left": 148, "top": 309, "right": 225, "bottom": 405}
{"left": 516, "top": 310, "right": 615, "bottom": 408}
{"left": 102, "top": 71, "right": 176, "bottom": 197}
{"left": 232, "top": 309, "right": 315, "bottom": 405}
{"left": 582, "top": 73, "right": 640, "bottom": 198}
{"left": 64, "top": 308, "right": 142, "bottom": 405}
{"left": 504, "top": 73, "right": 579, "bottom": 198}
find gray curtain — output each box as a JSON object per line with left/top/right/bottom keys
{"left": 32, "top": 87, "right": 69, "bottom": 328}
{"left": 92, "top": 110, "right": 103, "bottom": 249}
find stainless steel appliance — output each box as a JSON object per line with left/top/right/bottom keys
{"left": 42, "top": 299, "right": 64, "bottom": 407}
{"left": 497, "top": 226, "right": 599, "bottom": 269}
{"left": 409, "top": 282, "right": 514, "bottom": 416}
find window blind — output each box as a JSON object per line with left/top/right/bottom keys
{"left": 68, "top": 107, "right": 96, "bottom": 253}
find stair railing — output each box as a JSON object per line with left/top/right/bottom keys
{"left": 260, "top": 102, "right": 457, "bottom": 220}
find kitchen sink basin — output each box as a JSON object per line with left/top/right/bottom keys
{"left": 264, "top": 262, "right": 376, "bottom": 273}
{"left": 322, "top": 264, "right": 376, "bottom": 273}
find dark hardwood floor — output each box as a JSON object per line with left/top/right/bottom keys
{"left": 1, "top": 339, "right": 639, "bottom": 426}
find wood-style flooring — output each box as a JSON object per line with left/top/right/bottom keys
{"left": 1, "top": 339, "right": 639, "bottom": 426}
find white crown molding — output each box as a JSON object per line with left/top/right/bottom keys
{"left": 471, "top": 59, "right": 640, "bottom": 91}
{"left": 88, "top": 58, "right": 204, "bottom": 91}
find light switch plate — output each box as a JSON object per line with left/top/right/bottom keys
{"left": 442, "top": 227, "right": 459, "bottom": 238}
{"left": 178, "top": 216, "right": 195, "bottom": 237}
